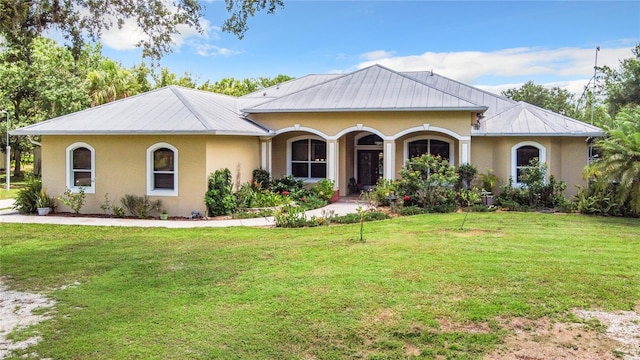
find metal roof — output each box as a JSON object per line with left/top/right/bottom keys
{"left": 403, "top": 71, "right": 518, "bottom": 118}
{"left": 239, "top": 74, "right": 341, "bottom": 109}
{"left": 242, "top": 65, "right": 488, "bottom": 113}
{"left": 473, "top": 102, "right": 605, "bottom": 136}
{"left": 12, "top": 64, "right": 603, "bottom": 138}
{"left": 11, "top": 86, "right": 270, "bottom": 136}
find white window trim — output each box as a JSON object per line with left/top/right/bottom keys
{"left": 403, "top": 135, "right": 455, "bottom": 165}
{"left": 286, "top": 135, "right": 327, "bottom": 181}
{"left": 147, "top": 142, "right": 178, "bottom": 197}
{"left": 511, "top": 141, "right": 546, "bottom": 185}
{"left": 65, "top": 142, "right": 95, "bottom": 194}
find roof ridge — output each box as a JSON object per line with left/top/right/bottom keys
{"left": 168, "top": 86, "right": 215, "bottom": 131}
{"left": 242, "top": 64, "right": 487, "bottom": 112}
{"left": 380, "top": 65, "right": 485, "bottom": 108}
{"left": 403, "top": 70, "right": 518, "bottom": 107}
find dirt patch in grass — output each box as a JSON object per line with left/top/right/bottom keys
{"left": 484, "top": 310, "right": 640, "bottom": 360}
{"left": 0, "top": 280, "right": 55, "bottom": 359}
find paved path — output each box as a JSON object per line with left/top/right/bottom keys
{"left": 0, "top": 199, "right": 367, "bottom": 228}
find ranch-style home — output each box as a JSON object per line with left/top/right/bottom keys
{"left": 12, "top": 64, "right": 604, "bottom": 216}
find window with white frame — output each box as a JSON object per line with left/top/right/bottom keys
{"left": 147, "top": 143, "right": 178, "bottom": 196}
{"left": 404, "top": 136, "right": 454, "bottom": 164}
{"left": 511, "top": 142, "right": 546, "bottom": 184}
{"left": 289, "top": 137, "right": 327, "bottom": 179}
{"left": 66, "top": 142, "right": 95, "bottom": 193}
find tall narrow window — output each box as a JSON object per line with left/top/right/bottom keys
{"left": 515, "top": 146, "right": 539, "bottom": 181}
{"left": 147, "top": 143, "right": 178, "bottom": 196}
{"left": 66, "top": 142, "right": 95, "bottom": 193}
{"left": 511, "top": 142, "right": 546, "bottom": 185}
{"left": 290, "top": 138, "right": 326, "bottom": 179}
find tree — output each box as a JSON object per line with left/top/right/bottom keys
{"left": 584, "top": 106, "right": 640, "bottom": 214}
{"left": 502, "top": 80, "right": 579, "bottom": 118}
{"left": 153, "top": 67, "right": 198, "bottom": 89}
{"left": 199, "top": 75, "right": 294, "bottom": 96}
{"left": 0, "top": 37, "right": 100, "bottom": 177}
{"left": 600, "top": 44, "right": 640, "bottom": 117}
{"left": 86, "top": 60, "right": 140, "bottom": 106}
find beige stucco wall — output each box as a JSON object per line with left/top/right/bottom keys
{"left": 249, "top": 111, "right": 473, "bottom": 138}
{"left": 41, "top": 135, "right": 259, "bottom": 216}
{"left": 205, "top": 136, "right": 261, "bottom": 191}
{"left": 470, "top": 136, "right": 590, "bottom": 197}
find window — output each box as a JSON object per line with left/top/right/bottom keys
{"left": 290, "top": 138, "right": 326, "bottom": 179}
{"left": 405, "top": 137, "right": 453, "bottom": 163}
{"left": 588, "top": 142, "right": 601, "bottom": 164}
{"left": 147, "top": 143, "right": 178, "bottom": 196}
{"left": 66, "top": 142, "right": 95, "bottom": 193}
{"left": 511, "top": 142, "right": 546, "bottom": 184}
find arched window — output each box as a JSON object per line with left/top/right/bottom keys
{"left": 511, "top": 142, "right": 546, "bottom": 184}
{"left": 288, "top": 136, "right": 326, "bottom": 179}
{"left": 66, "top": 142, "right": 95, "bottom": 193}
{"left": 404, "top": 136, "right": 454, "bottom": 164}
{"left": 147, "top": 143, "right": 178, "bottom": 196}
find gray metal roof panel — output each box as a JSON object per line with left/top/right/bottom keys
{"left": 12, "top": 86, "right": 269, "bottom": 136}
{"left": 243, "top": 65, "right": 487, "bottom": 113}
{"left": 473, "top": 102, "right": 605, "bottom": 136}
{"left": 403, "top": 70, "right": 517, "bottom": 118}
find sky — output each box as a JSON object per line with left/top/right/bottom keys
{"left": 97, "top": 0, "right": 639, "bottom": 97}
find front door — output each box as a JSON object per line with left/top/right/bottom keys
{"left": 357, "top": 150, "right": 383, "bottom": 187}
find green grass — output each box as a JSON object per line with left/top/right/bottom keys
{"left": 1, "top": 212, "right": 638, "bottom": 359}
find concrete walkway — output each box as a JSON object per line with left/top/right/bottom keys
{"left": 0, "top": 198, "right": 367, "bottom": 228}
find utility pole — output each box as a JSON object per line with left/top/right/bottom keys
{"left": 591, "top": 46, "right": 600, "bottom": 124}
{"left": 0, "top": 110, "right": 9, "bottom": 191}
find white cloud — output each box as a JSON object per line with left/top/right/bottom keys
{"left": 361, "top": 50, "right": 395, "bottom": 61}
{"left": 191, "top": 41, "right": 243, "bottom": 57}
{"left": 99, "top": 12, "right": 223, "bottom": 55}
{"left": 356, "top": 45, "right": 635, "bottom": 95}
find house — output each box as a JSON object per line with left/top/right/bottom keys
{"left": 12, "top": 65, "right": 604, "bottom": 215}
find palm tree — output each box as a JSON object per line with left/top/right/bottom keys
{"left": 585, "top": 106, "right": 640, "bottom": 213}
{"left": 86, "top": 60, "right": 139, "bottom": 106}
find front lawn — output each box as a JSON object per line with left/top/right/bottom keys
{"left": 1, "top": 212, "right": 638, "bottom": 359}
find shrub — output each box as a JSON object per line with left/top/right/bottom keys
{"left": 13, "top": 176, "right": 41, "bottom": 214}
{"left": 252, "top": 168, "right": 271, "bottom": 189}
{"left": 273, "top": 203, "right": 307, "bottom": 228}
{"left": 370, "top": 179, "right": 397, "bottom": 206}
{"left": 271, "top": 175, "right": 308, "bottom": 199}
{"left": 397, "top": 205, "right": 426, "bottom": 216}
{"left": 205, "top": 168, "right": 236, "bottom": 216}
{"left": 121, "top": 194, "right": 162, "bottom": 219}
{"left": 58, "top": 187, "right": 86, "bottom": 214}
{"left": 575, "top": 181, "right": 638, "bottom": 217}
{"left": 311, "top": 178, "right": 335, "bottom": 202}
{"left": 496, "top": 159, "right": 568, "bottom": 210}
{"left": 396, "top": 154, "right": 458, "bottom": 212}
{"left": 456, "top": 163, "right": 478, "bottom": 191}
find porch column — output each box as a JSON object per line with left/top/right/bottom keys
{"left": 383, "top": 140, "right": 396, "bottom": 180}
{"left": 327, "top": 139, "right": 339, "bottom": 188}
{"left": 259, "top": 137, "right": 273, "bottom": 175}
{"left": 459, "top": 138, "right": 471, "bottom": 165}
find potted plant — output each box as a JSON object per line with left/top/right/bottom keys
{"left": 35, "top": 190, "right": 55, "bottom": 215}
{"left": 479, "top": 169, "right": 499, "bottom": 206}
{"left": 159, "top": 209, "right": 168, "bottom": 220}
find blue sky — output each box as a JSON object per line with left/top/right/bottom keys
{"left": 99, "top": 1, "right": 639, "bottom": 95}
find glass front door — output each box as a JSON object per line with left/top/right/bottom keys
{"left": 357, "top": 150, "right": 383, "bottom": 187}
